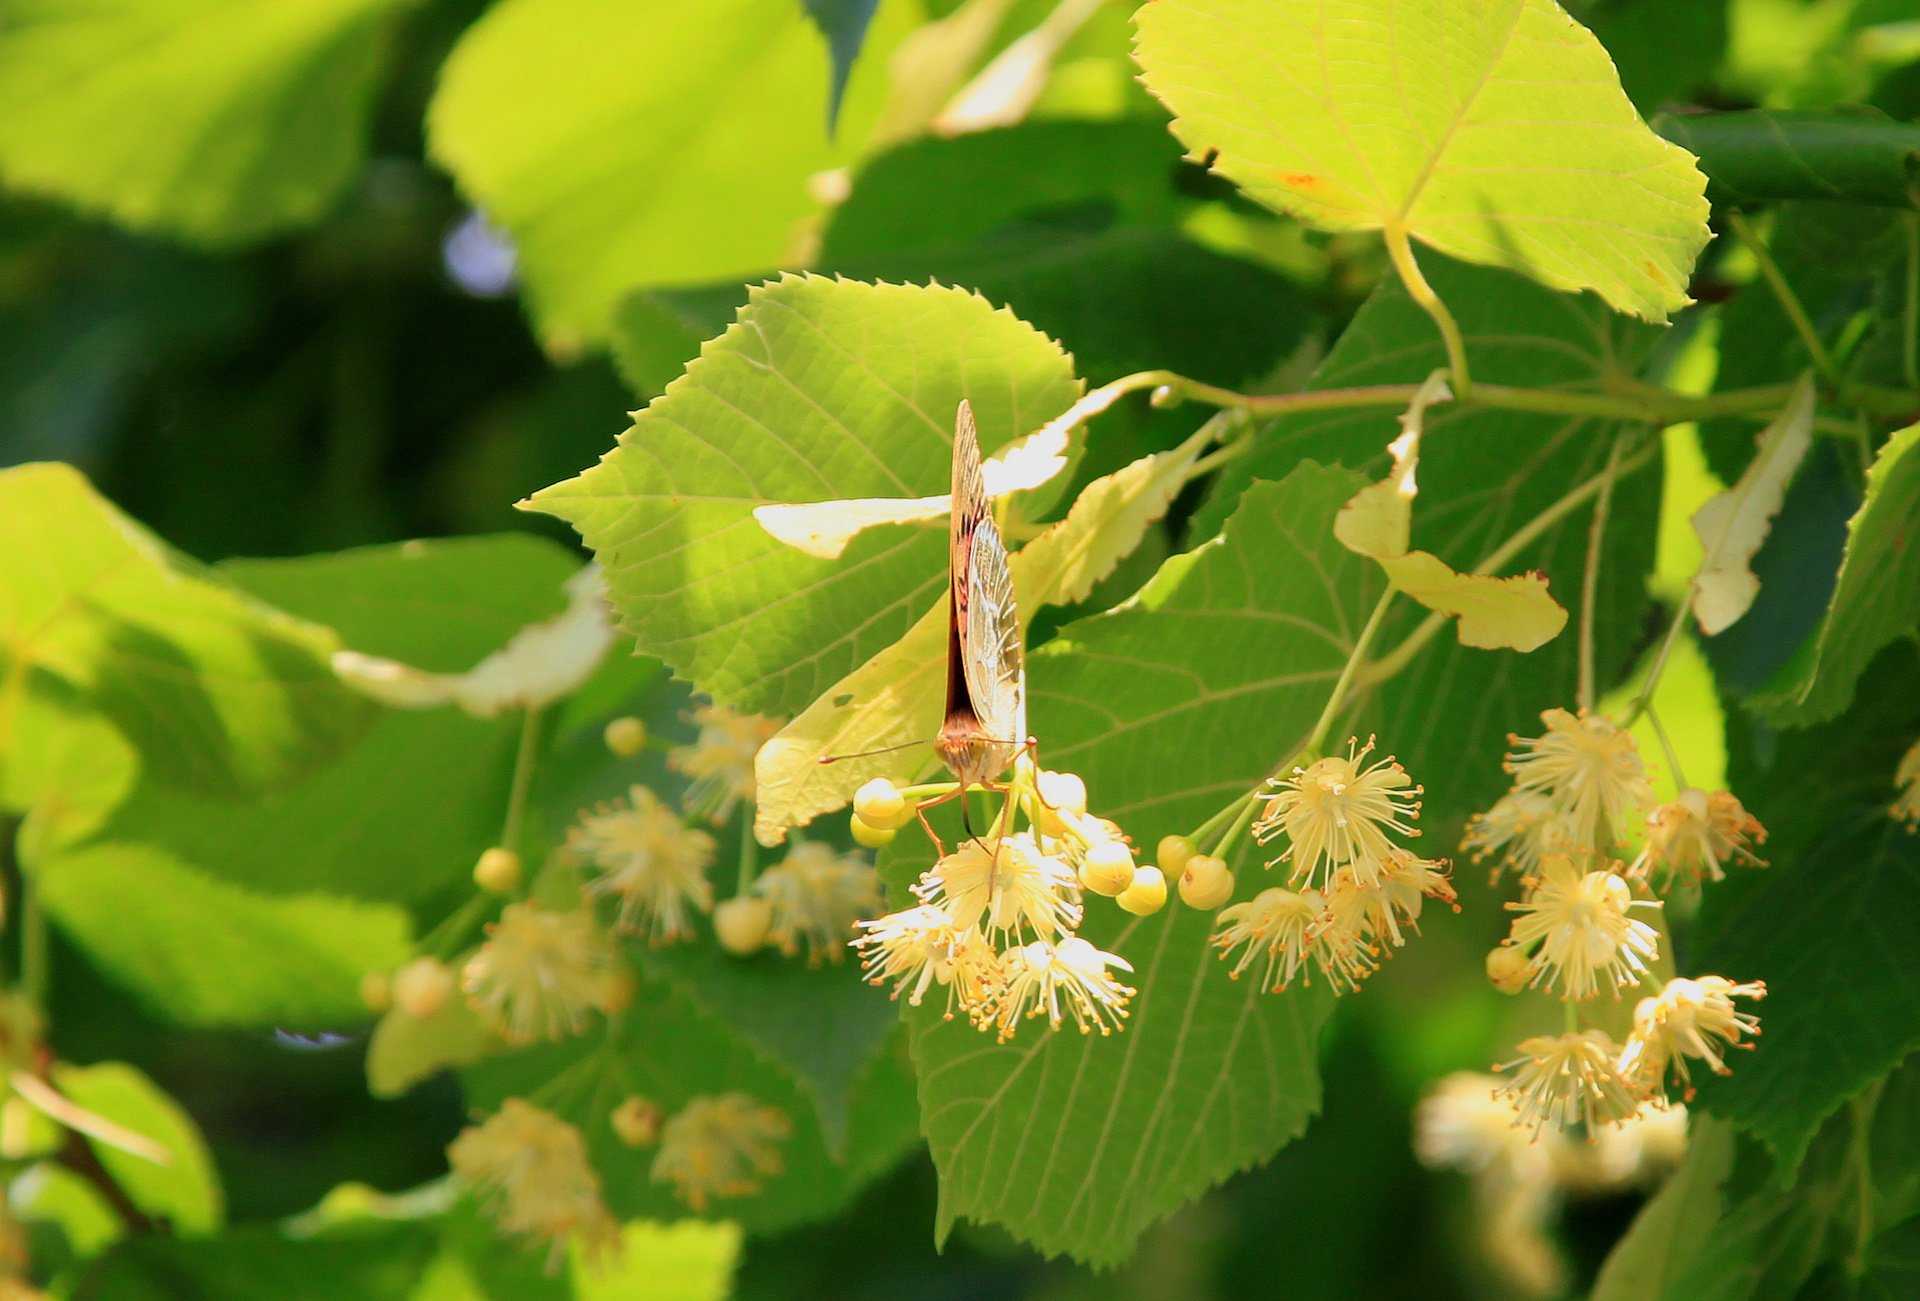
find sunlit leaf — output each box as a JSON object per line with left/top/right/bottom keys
{"left": 366, "top": 998, "right": 502, "bottom": 1101}
{"left": 1332, "top": 371, "right": 1450, "bottom": 560}
{"left": 0, "top": 463, "right": 364, "bottom": 799}
{"left": 1689, "top": 375, "right": 1816, "bottom": 636}
{"left": 0, "top": 0, "right": 413, "bottom": 244}
{"left": 1132, "top": 0, "right": 1711, "bottom": 320}
{"left": 1378, "top": 552, "right": 1567, "bottom": 651}
{"left": 429, "top": 0, "right": 911, "bottom": 351}
{"left": 530, "top": 275, "right": 1083, "bottom": 718}
{"left": 54, "top": 1061, "right": 224, "bottom": 1234}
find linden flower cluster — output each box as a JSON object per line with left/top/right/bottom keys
{"left": 1415, "top": 1072, "right": 1688, "bottom": 1296}
{"left": 1465, "top": 708, "right": 1770, "bottom": 1137}
{"left": 1213, "top": 737, "right": 1457, "bottom": 996}
{"left": 448, "top": 1100, "right": 619, "bottom": 1268}
{"left": 849, "top": 757, "right": 1160, "bottom": 1042}
{"left": 669, "top": 703, "right": 780, "bottom": 824}
{"left": 649, "top": 1092, "right": 792, "bottom": 1211}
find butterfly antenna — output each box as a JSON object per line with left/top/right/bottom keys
{"left": 819, "top": 739, "right": 932, "bottom": 765}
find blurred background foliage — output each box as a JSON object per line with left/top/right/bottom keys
{"left": 3, "top": 0, "right": 1919, "bottom": 1296}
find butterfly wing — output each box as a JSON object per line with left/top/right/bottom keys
{"left": 963, "top": 513, "right": 1026, "bottom": 746}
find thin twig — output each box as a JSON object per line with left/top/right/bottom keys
{"left": 1578, "top": 435, "right": 1626, "bottom": 714}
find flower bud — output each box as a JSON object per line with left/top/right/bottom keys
{"left": 1485, "top": 944, "right": 1530, "bottom": 995}
{"left": 472, "top": 847, "right": 522, "bottom": 895}
{"left": 603, "top": 716, "right": 648, "bottom": 757}
{"left": 1157, "top": 834, "right": 1197, "bottom": 876}
{"left": 611, "top": 1095, "right": 662, "bottom": 1147}
{"left": 1116, "top": 866, "right": 1168, "bottom": 916}
{"left": 359, "top": 970, "right": 391, "bottom": 1014}
{"left": 1079, "top": 839, "right": 1136, "bottom": 896}
{"left": 1177, "top": 854, "right": 1234, "bottom": 910}
{"left": 850, "top": 813, "right": 896, "bottom": 849}
{"left": 1037, "top": 770, "right": 1088, "bottom": 818}
{"left": 393, "top": 957, "right": 454, "bottom": 1018}
{"left": 853, "top": 777, "right": 910, "bottom": 831}
{"left": 714, "top": 896, "right": 774, "bottom": 956}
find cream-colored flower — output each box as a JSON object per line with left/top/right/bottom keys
{"left": 1504, "top": 709, "right": 1653, "bottom": 851}
{"left": 1553, "top": 1100, "right": 1689, "bottom": 1192}
{"left": 1631, "top": 788, "right": 1767, "bottom": 890}
{"left": 1895, "top": 740, "right": 1920, "bottom": 829}
{"left": 851, "top": 905, "right": 997, "bottom": 1020}
{"left": 1504, "top": 856, "right": 1661, "bottom": 1001}
{"left": 1619, "top": 976, "right": 1766, "bottom": 1094}
{"left": 572, "top": 786, "right": 716, "bottom": 944}
{"left": 752, "top": 841, "right": 881, "bottom": 964}
{"left": 912, "top": 832, "right": 1080, "bottom": 945}
{"left": 463, "top": 904, "right": 624, "bottom": 1042}
{"left": 448, "top": 1099, "right": 618, "bottom": 1267}
{"left": 669, "top": 704, "right": 780, "bottom": 823}
{"left": 1311, "top": 884, "right": 1383, "bottom": 994}
{"left": 1334, "top": 849, "right": 1457, "bottom": 950}
{"left": 1256, "top": 736, "right": 1422, "bottom": 888}
{"left": 987, "top": 937, "right": 1134, "bottom": 1042}
{"left": 651, "top": 1093, "right": 791, "bottom": 1211}
{"left": 1211, "top": 886, "right": 1321, "bottom": 991}
{"left": 1414, "top": 1072, "right": 1546, "bottom": 1180}
{"left": 1462, "top": 790, "right": 1580, "bottom": 884}
{"left": 1498, "top": 1031, "right": 1642, "bottom": 1136}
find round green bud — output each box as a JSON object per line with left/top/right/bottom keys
{"left": 1079, "top": 839, "right": 1136, "bottom": 896}
{"left": 603, "top": 716, "right": 648, "bottom": 758}
{"left": 473, "top": 846, "right": 522, "bottom": 895}
{"left": 1177, "top": 854, "right": 1234, "bottom": 910}
{"left": 1116, "top": 866, "right": 1169, "bottom": 916}
{"left": 850, "top": 814, "right": 897, "bottom": 849}
{"left": 853, "top": 777, "right": 911, "bottom": 831}
{"left": 714, "top": 896, "right": 774, "bottom": 956}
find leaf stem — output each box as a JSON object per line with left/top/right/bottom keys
{"left": 1578, "top": 435, "right": 1626, "bottom": 714}
{"left": 1308, "top": 588, "right": 1397, "bottom": 757}
{"left": 737, "top": 807, "right": 759, "bottom": 895}
{"left": 1383, "top": 224, "right": 1472, "bottom": 398}
{"left": 1625, "top": 601, "right": 1690, "bottom": 726}
{"left": 1729, "top": 210, "right": 1839, "bottom": 387}
{"left": 499, "top": 707, "right": 544, "bottom": 856}
{"left": 1359, "top": 441, "right": 1657, "bottom": 688}
{"left": 1643, "top": 703, "right": 1691, "bottom": 793}
{"left": 1208, "top": 792, "right": 1262, "bottom": 861}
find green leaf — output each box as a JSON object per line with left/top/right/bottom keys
{"left": 570, "top": 1220, "right": 740, "bottom": 1301}
{"left": 428, "top": 0, "right": 909, "bottom": 352}
{"left": 903, "top": 466, "right": 1369, "bottom": 1266}
{"left": 1592, "top": 1117, "right": 1738, "bottom": 1301}
{"left": 0, "top": 0, "right": 413, "bottom": 245}
{"left": 1859, "top": 1217, "right": 1920, "bottom": 1301}
{"left": 28, "top": 836, "right": 411, "bottom": 1027}
{"left": 1654, "top": 109, "right": 1920, "bottom": 209}
{"left": 78, "top": 1222, "right": 438, "bottom": 1301}
{"left": 1751, "top": 421, "right": 1920, "bottom": 726}
{"left": 802, "top": 0, "right": 881, "bottom": 128}
{"left": 530, "top": 275, "right": 1082, "bottom": 718}
{"left": 366, "top": 996, "right": 501, "bottom": 1100}
{"left": 1691, "top": 816, "right": 1920, "bottom": 1173}
{"left": 1580, "top": 0, "right": 1729, "bottom": 112}
{"left": 54, "top": 1061, "right": 223, "bottom": 1234}
{"left": 0, "top": 463, "right": 365, "bottom": 799}
{"left": 461, "top": 983, "right": 920, "bottom": 1236}
{"left": 1132, "top": 0, "right": 1710, "bottom": 321}
{"left": 1199, "top": 253, "right": 1662, "bottom": 825}
{"left": 88, "top": 538, "right": 580, "bottom": 905}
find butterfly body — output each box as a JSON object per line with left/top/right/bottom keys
{"left": 933, "top": 400, "right": 1026, "bottom": 789}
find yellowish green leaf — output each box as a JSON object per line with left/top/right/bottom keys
{"left": 1689, "top": 375, "right": 1816, "bottom": 636}
{"left": 1379, "top": 551, "right": 1568, "bottom": 651}
{"left": 1132, "top": 0, "right": 1712, "bottom": 321}
{"left": 1333, "top": 370, "right": 1451, "bottom": 559}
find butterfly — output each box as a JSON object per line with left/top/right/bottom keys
{"left": 933, "top": 399, "right": 1028, "bottom": 791}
